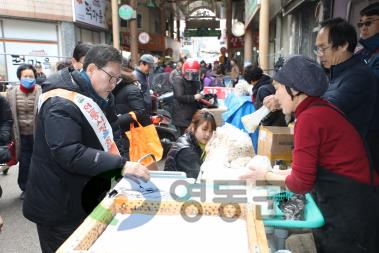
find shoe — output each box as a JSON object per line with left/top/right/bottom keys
{"left": 20, "top": 191, "right": 25, "bottom": 200}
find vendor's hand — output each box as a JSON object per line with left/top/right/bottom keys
{"left": 239, "top": 167, "right": 268, "bottom": 182}
{"left": 122, "top": 161, "right": 150, "bottom": 181}
{"left": 263, "top": 95, "right": 281, "bottom": 112}
{"left": 194, "top": 94, "right": 202, "bottom": 101}
{"left": 239, "top": 158, "right": 270, "bottom": 182}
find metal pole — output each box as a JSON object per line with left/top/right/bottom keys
{"left": 130, "top": 0, "right": 139, "bottom": 67}
{"left": 111, "top": 0, "right": 120, "bottom": 50}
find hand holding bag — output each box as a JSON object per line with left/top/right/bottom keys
{"left": 126, "top": 112, "right": 163, "bottom": 168}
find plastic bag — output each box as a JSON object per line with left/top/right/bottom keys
{"left": 241, "top": 106, "right": 270, "bottom": 133}
{"left": 126, "top": 112, "right": 163, "bottom": 166}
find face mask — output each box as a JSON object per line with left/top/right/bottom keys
{"left": 20, "top": 79, "right": 36, "bottom": 89}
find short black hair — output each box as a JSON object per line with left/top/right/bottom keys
{"left": 320, "top": 17, "right": 357, "bottom": 53}
{"left": 72, "top": 42, "right": 93, "bottom": 62}
{"left": 243, "top": 65, "right": 263, "bottom": 83}
{"left": 83, "top": 44, "right": 122, "bottom": 70}
{"left": 16, "top": 64, "right": 37, "bottom": 80}
{"left": 361, "top": 3, "right": 379, "bottom": 17}
{"left": 56, "top": 60, "right": 72, "bottom": 71}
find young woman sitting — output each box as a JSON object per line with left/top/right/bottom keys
{"left": 164, "top": 110, "right": 216, "bottom": 179}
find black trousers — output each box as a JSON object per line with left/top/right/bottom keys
{"left": 18, "top": 135, "right": 34, "bottom": 191}
{"left": 36, "top": 222, "right": 80, "bottom": 253}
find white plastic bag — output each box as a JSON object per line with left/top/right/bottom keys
{"left": 241, "top": 106, "right": 270, "bottom": 133}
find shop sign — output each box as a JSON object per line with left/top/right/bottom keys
{"left": 229, "top": 35, "right": 245, "bottom": 49}
{"left": 73, "top": 0, "right": 108, "bottom": 29}
{"left": 203, "top": 87, "right": 234, "bottom": 100}
{"left": 138, "top": 32, "right": 150, "bottom": 44}
{"left": 184, "top": 28, "right": 221, "bottom": 37}
{"left": 119, "top": 4, "right": 136, "bottom": 20}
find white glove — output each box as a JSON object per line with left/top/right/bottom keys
{"left": 239, "top": 155, "right": 272, "bottom": 181}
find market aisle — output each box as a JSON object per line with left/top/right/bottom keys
{"left": 0, "top": 165, "right": 40, "bottom": 253}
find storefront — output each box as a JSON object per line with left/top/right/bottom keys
{"left": 0, "top": 18, "right": 60, "bottom": 82}
{"left": 72, "top": 0, "right": 107, "bottom": 44}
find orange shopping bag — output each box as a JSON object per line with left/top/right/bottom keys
{"left": 126, "top": 112, "right": 163, "bottom": 168}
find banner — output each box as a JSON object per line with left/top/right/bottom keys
{"left": 73, "top": 0, "right": 108, "bottom": 29}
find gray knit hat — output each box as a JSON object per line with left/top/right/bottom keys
{"left": 273, "top": 55, "right": 328, "bottom": 97}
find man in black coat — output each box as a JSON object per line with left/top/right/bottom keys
{"left": 172, "top": 59, "right": 202, "bottom": 135}
{"left": 317, "top": 18, "right": 376, "bottom": 137}
{"left": 23, "top": 45, "right": 149, "bottom": 253}
{"left": 243, "top": 65, "right": 286, "bottom": 126}
{"left": 113, "top": 70, "right": 150, "bottom": 134}
{"left": 133, "top": 54, "right": 155, "bottom": 114}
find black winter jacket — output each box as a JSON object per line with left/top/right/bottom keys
{"left": 322, "top": 55, "right": 376, "bottom": 137}
{"left": 0, "top": 95, "right": 12, "bottom": 162}
{"left": 0, "top": 95, "right": 12, "bottom": 145}
{"left": 172, "top": 78, "right": 200, "bottom": 127}
{"left": 113, "top": 80, "right": 150, "bottom": 134}
{"left": 133, "top": 68, "right": 152, "bottom": 114}
{"left": 23, "top": 68, "right": 127, "bottom": 226}
{"left": 252, "top": 74, "right": 286, "bottom": 126}
{"left": 164, "top": 133, "right": 203, "bottom": 179}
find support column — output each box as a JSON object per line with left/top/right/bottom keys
{"left": 111, "top": 0, "right": 120, "bottom": 50}
{"left": 259, "top": 0, "right": 269, "bottom": 72}
{"left": 275, "top": 16, "right": 282, "bottom": 55}
{"left": 130, "top": 0, "right": 138, "bottom": 68}
{"left": 176, "top": 19, "right": 180, "bottom": 41}
{"left": 244, "top": 24, "right": 253, "bottom": 66}
{"left": 170, "top": 14, "right": 174, "bottom": 39}
{"left": 226, "top": 0, "right": 232, "bottom": 55}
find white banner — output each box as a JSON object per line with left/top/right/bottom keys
{"left": 5, "top": 42, "right": 59, "bottom": 82}
{"left": 73, "top": 0, "right": 108, "bottom": 29}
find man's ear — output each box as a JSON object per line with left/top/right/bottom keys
{"left": 340, "top": 42, "right": 349, "bottom": 52}
{"left": 86, "top": 63, "right": 97, "bottom": 77}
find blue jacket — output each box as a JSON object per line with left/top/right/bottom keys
{"left": 357, "top": 33, "right": 379, "bottom": 79}
{"left": 133, "top": 68, "right": 152, "bottom": 114}
{"left": 356, "top": 33, "right": 379, "bottom": 131}
{"left": 322, "top": 55, "right": 376, "bottom": 136}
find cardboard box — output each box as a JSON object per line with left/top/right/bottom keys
{"left": 258, "top": 126, "right": 294, "bottom": 165}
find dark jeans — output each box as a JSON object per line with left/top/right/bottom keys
{"left": 37, "top": 222, "right": 80, "bottom": 253}
{"left": 18, "top": 135, "right": 34, "bottom": 192}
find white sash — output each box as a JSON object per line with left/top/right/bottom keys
{"left": 38, "top": 88, "right": 120, "bottom": 155}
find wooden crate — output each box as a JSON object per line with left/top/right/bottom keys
{"left": 57, "top": 195, "right": 269, "bottom": 253}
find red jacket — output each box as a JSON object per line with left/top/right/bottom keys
{"left": 285, "top": 97, "right": 379, "bottom": 194}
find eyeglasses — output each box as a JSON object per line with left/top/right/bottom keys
{"left": 357, "top": 19, "right": 379, "bottom": 28}
{"left": 313, "top": 45, "right": 331, "bottom": 55}
{"left": 96, "top": 65, "right": 122, "bottom": 85}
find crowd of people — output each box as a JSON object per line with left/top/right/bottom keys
{"left": 0, "top": 2, "right": 378, "bottom": 253}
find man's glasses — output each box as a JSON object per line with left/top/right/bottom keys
{"left": 313, "top": 45, "right": 331, "bottom": 55}
{"left": 357, "top": 19, "right": 379, "bottom": 28}
{"left": 96, "top": 65, "right": 122, "bottom": 84}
